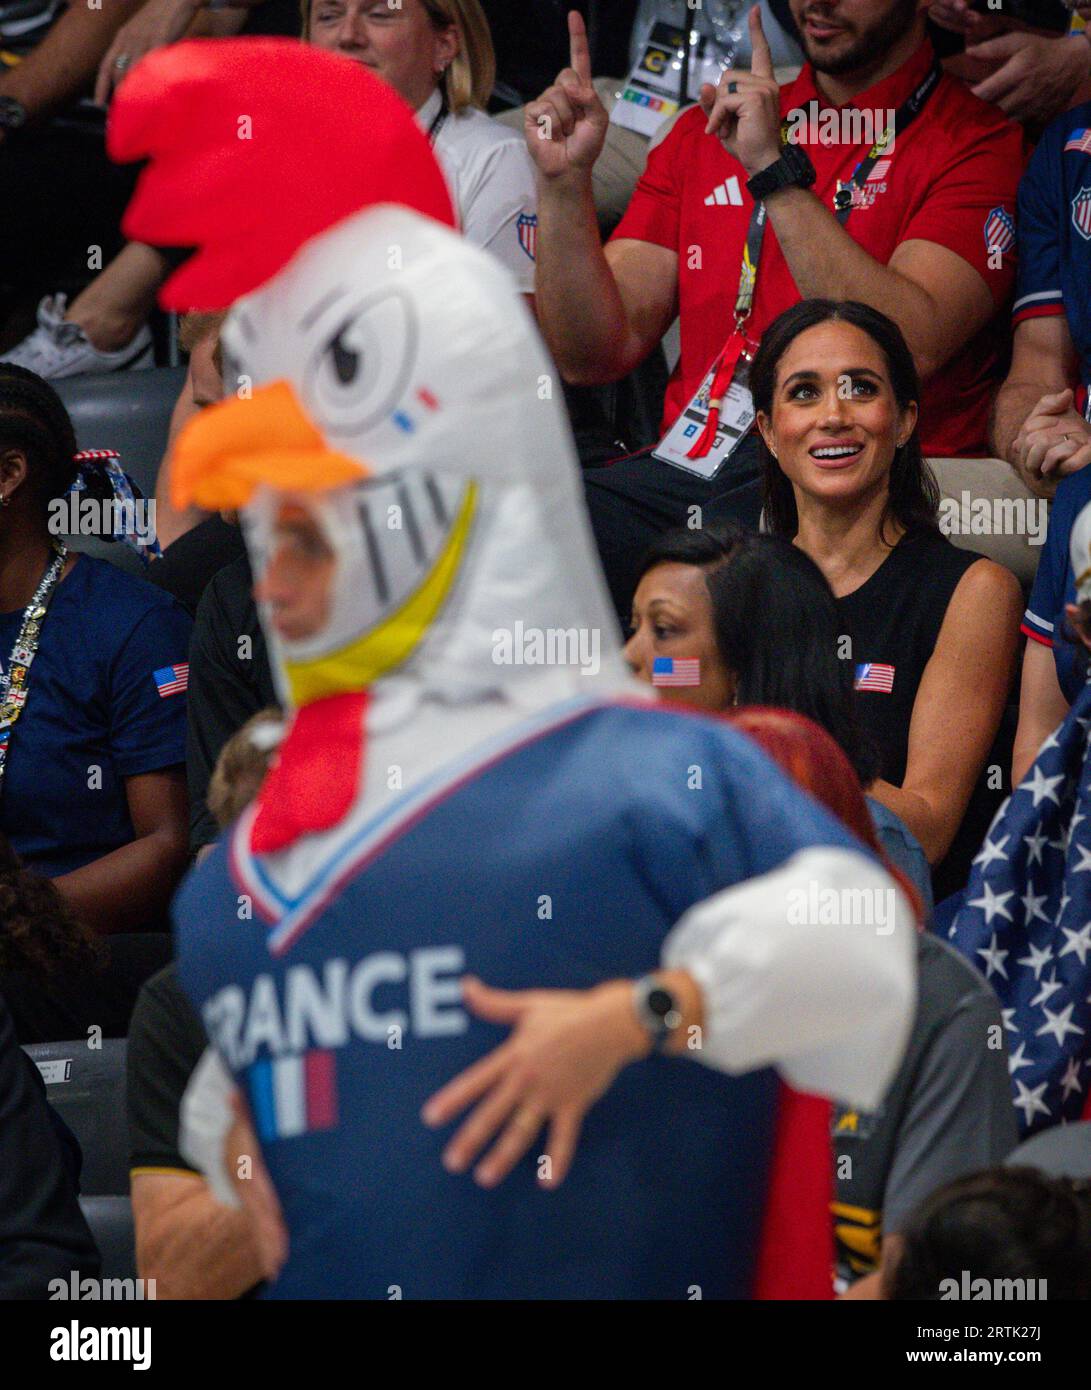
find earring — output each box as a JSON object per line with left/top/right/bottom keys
{"left": 0, "top": 492, "right": 9, "bottom": 507}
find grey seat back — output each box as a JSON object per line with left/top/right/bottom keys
{"left": 23, "top": 1038, "right": 130, "bottom": 1196}
{"left": 80, "top": 1195, "right": 138, "bottom": 1285}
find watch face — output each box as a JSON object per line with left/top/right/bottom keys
{"left": 647, "top": 986, "right": 674, "bottom": 1020}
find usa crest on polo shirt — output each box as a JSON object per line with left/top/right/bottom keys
{"left": 984, "top": 205, "right": 1015, "bottom": 254}
{"left": 517, "top": 213, "right": 537, "bottom": 262}
{"left": 1072, "top": 187, "right": 1091, "bottom": 242}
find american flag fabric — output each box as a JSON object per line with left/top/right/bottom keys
{"left": 949, "top": 680, "right": 1091, "bottom": 1136}
{"left": 854, "top": 662, "right": 895, "bottom": 693}
{"left": 1066, "top": 128, "right": 1091, "bottom": 155}
{"left": 652, "top": 656, "right": 700, "bottom": 687}
{"left": 153, "top": 662, "right": 189, "bottom": 698}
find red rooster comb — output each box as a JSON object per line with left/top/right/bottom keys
{"left": 107, "top": 38, "right": 457, "bottom": 310}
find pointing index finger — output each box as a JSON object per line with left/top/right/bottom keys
{"left": 569, "top": 9, "right": 592, "bottom": 84}
{"left": 748, "top": 4, "right": 774, "bottom": 80}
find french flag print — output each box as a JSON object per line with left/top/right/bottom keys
{"left": 248, "top": 1050, "right": 338, "bottom": 1142}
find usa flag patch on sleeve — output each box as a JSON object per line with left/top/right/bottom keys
{"left": 153, "top": 663, "right": 189, "bottom": 697}
{"left": 854, "top": 662, "right": 895, "bottom": 693}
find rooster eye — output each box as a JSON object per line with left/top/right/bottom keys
{"left": 329, "top": 328, "right": 360, "bottom": 385}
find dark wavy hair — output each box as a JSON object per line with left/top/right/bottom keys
{"left": 0, "top": 833, "right": 103, "bottom": 978}
{"left": 888, "top": 1167, "right": 1091, "bottom": 1301}
{"left": 636, "top": 524, "right": 878, "bottom": 785}
{"left": 749, "top": 299, "right": 940, "bottom": 543}
{"left": 0, "top": 363, "right": 84, "bottom": 514}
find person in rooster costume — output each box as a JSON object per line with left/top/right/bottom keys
{"left": 109, "top": 39, "right": 916, "bottom": 1300}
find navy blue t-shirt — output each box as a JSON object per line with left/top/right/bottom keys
{"left": 1023, "top": 466, "right": 1091, "bottom": 704}
{"left": 1013, "top": 101, "right": 1091, "bottom": 408}
{"left": 0, "top": 555, "right": 191, "bottom": 877}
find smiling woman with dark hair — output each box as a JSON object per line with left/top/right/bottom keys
{"left": 750, "top": 298, "right": 1022, "bottom": 898}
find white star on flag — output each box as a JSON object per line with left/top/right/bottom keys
{"left": 1013, "top": 1078, "right": 1051, "bottom": 1126}
{"left": 1060, "top": 921, "right": 1091, "bottom": 966}
{"left": 1060, "top": 1055, "right": 1083, "bottom": 1100}
{"left": 973, "top": 834, "right": 1009, "bottom": 871}
{"left": 1021, "top": 765, "right": 1065, "bottom": 807}
{"left": 1072, "top": 844, "right": 1091, "bottom": 874}
{"left": 966, "top": 882, "right": 1014, "bottom": 926}
{"left": 1031, "top": 971, "right": 1064, "bottom": 1009}
{"left": 1007, "top": 1040, "right": 1033, "bottom": 1075}
{"left": 1035, "top": 1002, "right": 1085, "bottom": 1047}
{"left": 976, "top": 931, "right": 1009, "bottom": 980}
{"left": 1019, "top": 888, "right": 1050, "bottom": 927}
{"left": 1001, "top": 1007, "right": 1019, "bottom": 1034}
{"left": 1024, "top": 826, "right": 1049, "bottom": 865}
{"left": 1016, "top": 940, "right": 1053, "bottom": 979}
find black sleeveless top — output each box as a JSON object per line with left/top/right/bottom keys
{"left": 836, "top": 528, "right": 990, "bottom": 900}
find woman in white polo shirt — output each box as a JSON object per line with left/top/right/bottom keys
{"left": 5, "top": 0, "right": 536, "bottom": 380}
{"left": 306, "top": 0, "right": 537, "bottom": 296}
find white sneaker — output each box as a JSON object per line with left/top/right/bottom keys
{"left": 0, "top": 294, "right": 154, "bottom": 379}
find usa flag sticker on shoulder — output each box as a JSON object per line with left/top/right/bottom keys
{"left": 153, "top": 662, "right": 189, "bottom": 698}
{"left": 854, "top": 662, "right": 895, "bottom": 694}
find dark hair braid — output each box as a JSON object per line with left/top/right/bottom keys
{"left": 0, "top": 363, "right": 79, "bottom": 513}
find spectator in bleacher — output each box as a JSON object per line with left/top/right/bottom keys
{"left": 624, "top": 523, "right": 932, "bottom": 912}
{"left": 127, "top": 713, "right": 286, "bottom": 1297}
{"left": 929, "top": 0, "right": 1091, "bottom": 132}
{"left": 884, "top": 1166, "right": 1091, "bottom": 1299}
{"left": 992, "top": 91, "right": 1091, "bottom": 501}
{"left": 0, "top": 992, "right": 102, "bottom": 1297}
{"left": 750, "top": 299, "right": 1021, "bottom": 898}
{"left": 6, "top": 0, "right": 536, "bottom": 381}
{"left": 0, "top": 365, "right": 191, "bottom": 933}
{"left": 527, "top": 3, "right": 1022, "bottom": 621}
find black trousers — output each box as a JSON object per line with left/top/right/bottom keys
{"left": 0, "top": 111, "right": 138, "bottom": 314}
{"left": 582, "top": 434, "right": 764, "bottom": 628}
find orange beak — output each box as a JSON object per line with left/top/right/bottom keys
{"left": 169, "top": 380, "right": 370, "bottom": 512}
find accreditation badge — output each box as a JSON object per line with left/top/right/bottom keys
{"left": 652, "top": 335, "right": 756, "bottom": 479}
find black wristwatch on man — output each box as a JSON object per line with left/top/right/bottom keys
{"left": 746, "top": 142, "right": 816, "bottom": 202}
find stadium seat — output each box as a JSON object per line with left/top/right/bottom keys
{"left": 79, "top": 1196, "right": 138, "bottom": 1284}
{"left": 53, "top": 368, "right": 186, "bottom": 575}
{"left": 927, "top": 458, "right": 1043, "bottom": 592}
{"left": 23, "top": 1038, "right": 131, "bottom": 1197}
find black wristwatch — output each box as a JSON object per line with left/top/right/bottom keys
{"left": 0, "top": 96, "right": 28, "bottom": 131}
{"left": 633, "top": 975, "right": 683, "bottom": 1054}
{"left": 746, "top": 143, "right": 816, "bottom": 202}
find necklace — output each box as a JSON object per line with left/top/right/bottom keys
{"left": 0, "top": 541, "right": 67, "bottom": 795}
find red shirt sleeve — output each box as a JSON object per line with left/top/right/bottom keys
{"left": 898, "top": 115, "right": 1025, "bottom": 308}
{"left": 610, "top": 109, "right": 699, "bottom": 251}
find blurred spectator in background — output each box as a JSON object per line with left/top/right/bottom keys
{"left": 127, "top": 715, "right": 279, "bottom": 1297}
{"left": 6, "top": 0, "right": 536, "bottom": 381}
{"left": 0, "top": 366, "right": 190, "bottom": 934}
{"left": 528, "top": 3, "right": 1022, "bottom": 621}
{"left": 885, "top": 1166, "right": 1091, "bottom": 1299}
{"left": 929, "top": 0, "right": 1091, "bottom": 133}
{"left": 751, "top": 300, "right": 1021, "bottom": 898}
{"left": 0, "top": 991, "right": 101, "bottom": 1296}
{"left": 624, "top": 524, "right": 932, "bottom": 912}
{"left": 993, "top": 92, "right": 1091, "bottom": 499}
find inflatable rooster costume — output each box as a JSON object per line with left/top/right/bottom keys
{"left": 110, "top": 40, "right": 914, "bottom": 1299}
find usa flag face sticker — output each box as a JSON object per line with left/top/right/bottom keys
{"left": 153, "top": 662, "right": 189, "bottom": 698}
{"left": 652, "top": 656, "right": 700, "bottom": 687}
{"left": 854, "top": 662, "right": 895, "bottom": 694}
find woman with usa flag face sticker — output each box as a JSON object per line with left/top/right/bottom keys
{"left": 751, "top": 299, "right": 1023, "bottom": 901}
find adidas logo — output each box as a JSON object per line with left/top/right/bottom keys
{"left": 704, "top": 176, "right": 744, "bottom": 206}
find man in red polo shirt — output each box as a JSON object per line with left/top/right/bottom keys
{"left": 527, "top": 3, "right": 1023, "bottom": 619}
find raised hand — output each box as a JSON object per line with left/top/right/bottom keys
{"left": 524, "top": 10, "right": 609, "bottom": 181}
{"left": 697, "top": 5, "right": 783, "bottom": 176}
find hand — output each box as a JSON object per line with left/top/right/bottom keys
{"left": 224, "top": 1091, "right": 288, "bottom": 1282}
{"left": 967, "top": 33, "right": 1089, "bottom": 127}
{"left": 698, "top": 6, "right": 782, "bottom": 177}
{"left": 928, "top": 0, "right": 1006, "bottom": 40}
{"left": 524, "top": 10, "right": 609, "bottom": 182}
{"left": 421, "top": 976, "right": 651, "bottom": 1190}
{"left": 95, "top": 0, "right": 201, "bottom": 107}
{"left": 1012, "top": 389, "right": 1091, "bottom": 487}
